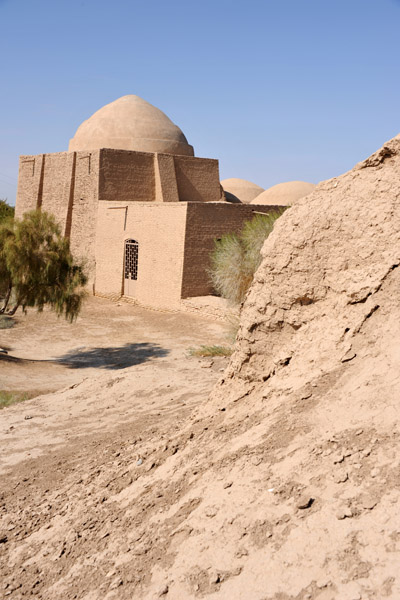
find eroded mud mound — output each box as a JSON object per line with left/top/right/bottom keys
{"left": 220, "top": 135, "right": 400, "bottom": 390}
{"left": 2, "top": 137, "right": 400, "bottom": 599}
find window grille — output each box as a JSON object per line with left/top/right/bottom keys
{"left": 124, "top": 239, "right": 139, "bottom": 280}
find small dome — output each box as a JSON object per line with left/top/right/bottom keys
{"left": 221, "top": 178, "right": 264, "bottom": 204}
{"left": 251, "top": 180, "right": 316, "bottom": 206}
{"left": 69, "top": 95, "right": 194, "bottom": 156}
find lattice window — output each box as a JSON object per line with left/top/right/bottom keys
{"left": 124, "top": 239, "right": 139, "bottom": 280}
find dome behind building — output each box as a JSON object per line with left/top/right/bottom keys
{"left": 221, "top": 178, "right": 264, "bottom": 204}
{"left": 68, "top": 95, "right": 194, "bottom": 156}
{"left": 251, "top": 180, "right": 316, "bottom": 206}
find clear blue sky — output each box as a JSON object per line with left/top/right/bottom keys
{"left": 1, "top": 0, "right": 399, "bottom": 205}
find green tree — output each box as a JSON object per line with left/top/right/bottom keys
{"left": 0, "top": 199, "right": 14, "bottom": 223}
{"left": 209, "top": 210, "right": 286, "bottom": 305}
{"left": 0, "top": 210, "right": 87, "bottom": 321}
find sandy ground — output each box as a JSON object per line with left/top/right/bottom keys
{"left": 1, "top": 296, "right": 230, "bottom": 395}
{"left": 1, "top": 297, "right": 231, "bottom": 475}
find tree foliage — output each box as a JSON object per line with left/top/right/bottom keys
{"left": 209, "top": 209, "right": 286, "bottom": 305}
{"left": 0, "top": 210, "right": 87, "bottom": 321}
{"left": 0, "top": 199, "right": 14, "bottom": 223}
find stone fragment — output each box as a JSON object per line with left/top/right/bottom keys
{"left": 223, "top": 481, "right": 233, "bottom": 489}
{"left": 316, "top": 579, "right": 331, "bottom": 589}
{"left": 209, "top": 571, "right": 221, "bottom": 584}
{"left": 333, "top": 470, "right": 348, "bottom": 483}
{"left": 336, "top": 507, "right": 353, "bottom": 520}
{"left": 361, "top": 495, "right": 377, "bottom": 510}
{"left": 201, "top": 360, "right": 214, "bottom": 369}
{"left": 158, "top": 584, "right": 169, "bottom": 596}
{"left": 235, "top": 546, "right": 248, "bottom": 558}
{"left": 333, "top": 453, "right": 345, "bottom": 464}
{"left": 296, "top": 495, "right": 314, "bottom": 509}
{"left": 342, "top": 351, "right": 356, "bottom": 363}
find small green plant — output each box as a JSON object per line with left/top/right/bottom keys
{"left": 209, "top": 210, "right": 286, "bottom": 304}
{"left": 0, "top": 390, "right": 29, "bottom": 409}
{"left": 189, "top": 344, "right": 233, "bottom": 357}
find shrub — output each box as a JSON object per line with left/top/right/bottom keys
{"left": 0, "top": 199, "right": 14, "bottom": 223}
{"left": 0, "top": 210, "right": 87, "bottom": 321}
{"left": 188, "top": 345, "right": 233, "bottom": 357}
{"left": 209, "top": 210, "right": 286, "bottom": 305}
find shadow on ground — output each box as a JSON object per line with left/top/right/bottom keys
{"left": 56, "top": 342, "right": 169, "bottom": 370}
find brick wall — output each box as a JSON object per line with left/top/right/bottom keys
{"left": 95, "top": 202, "right": 188, "bottom": 308}
{"left": 15, "top": 154, "right": 46, "bottom": 219}
{"left": 68, "top": 151, "right": 100, "bottom": 280}
{"left": 39, "top": 152, "right": 70, "bottom": 226}
{"left": 181, "top": 203, "right": 283, "bottom": 298}
{"left": 98, "top": 149, "right": 156, "bottom": 202}
{"left": 154, "top": 153, "right": 179, "bottom": 202}
{"left": 174, "top": 156, "right": 221, "bottom": 203}
{"left": 15, "top": 151, "right": 100, "bottom": 282}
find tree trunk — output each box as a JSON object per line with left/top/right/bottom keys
{"left": 0, "top": 283, "right": 12, "bottom": 314}
{"left": 7, "top": 301, "right": 20, "bottom": 316}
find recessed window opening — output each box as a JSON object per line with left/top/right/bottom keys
{"left": 124, "top": 239, "right": 139, "bottom": 280}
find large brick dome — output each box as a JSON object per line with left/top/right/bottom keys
{"left": 68, "top": 95, "right": 194, "bottom": 156}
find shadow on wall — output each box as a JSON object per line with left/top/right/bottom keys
{"left": 56, "top": 342, "right": 169, "bottom": 370}
{"left": 175, "top": 169, "right": 204, "bottom": 202}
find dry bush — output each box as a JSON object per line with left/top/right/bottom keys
{"left": 209, "top": 210, "right": 286, "bottom": 305}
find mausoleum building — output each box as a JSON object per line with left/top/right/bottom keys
{"left": 15, "top": 96, "right": 279, "bottom": 309}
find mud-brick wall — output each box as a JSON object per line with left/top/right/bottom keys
{"left": 15, "top": 150, "right": 100, "bottom": 283}
{"left": 16, "top": 152, "right": 74, "bottom": 229}
{"left": 98, "top": 149, "right": 156, "bottom": 202}
{"left": 181, "top": 203, "right": 283, "bottom": 298}
{"left": 15, "top": 155, "right": 46, "bottom": 219}
{"left": 68, "top": 151, "right": 100, "bottom": 282}
{"left": 95, "top": 202, "right": 188, "bottom": 308}
{"left": 174, "top": 156, "right": 221, "bottom": 203}
{"left": 39, "top": 153, "right": 72, "bottom": 228}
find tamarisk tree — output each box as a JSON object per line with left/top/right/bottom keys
{"left": 0, "top": 210, "right": 87, "bottom": 321}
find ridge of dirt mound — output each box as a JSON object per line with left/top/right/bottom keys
{"left": 2, "top": 137, "right": 400, "bottom": 599}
